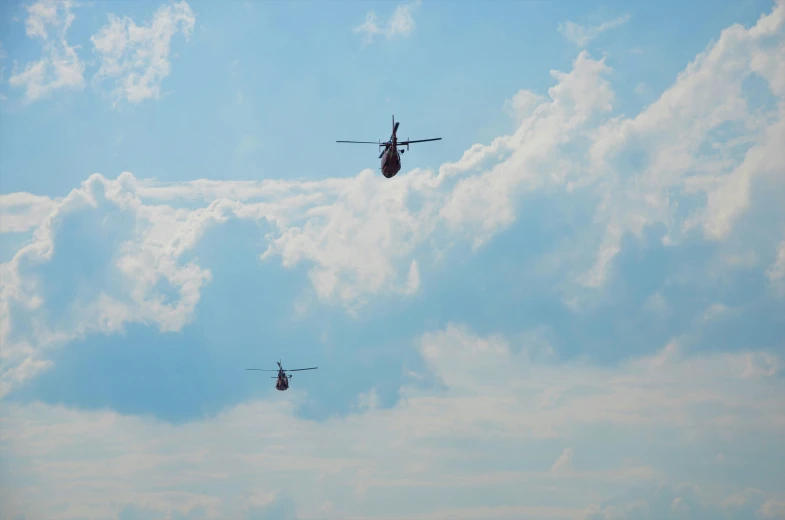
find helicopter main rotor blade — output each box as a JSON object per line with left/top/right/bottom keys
{"left": 396, "top": 138, "right": 442, "bottom": 145}
{"left": 285, "top": 367, "right": 318, "bottom": 372}
{"left": 246, "top": 369, "right": 279, "bottom": 371}
{"left": 336, "top": 140, "right": 382, "bottom": 144}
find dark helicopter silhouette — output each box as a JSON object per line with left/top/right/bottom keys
{"left": 337, "top": 115, "right": 442, "bottom": 178}
{"left": 246, "top": 360, "right": 318, "bottom": 391}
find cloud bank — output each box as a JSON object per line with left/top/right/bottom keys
{"left": 2, "top": 326, "right": 783, "bottom": 519}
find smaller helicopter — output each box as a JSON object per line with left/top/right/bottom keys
{"left": 246, "top": 360, "right": 318, "bottom": 391}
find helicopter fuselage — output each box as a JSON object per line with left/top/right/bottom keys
{"left": 381, "top": 145, "right": 402, "bottom": 178}
{"left": 275, "top": 370, "right": 291, "bottom": 391}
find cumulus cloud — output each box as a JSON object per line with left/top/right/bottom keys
{"left": 7, "top": 0, "right": 86, "bottom": 102}
{"left": 354, "top": 1, "right": 420, "bottom": 45}
{"left": 0, "top": 173, "right": 214, "bottom": 396}
{"left": 558, "top": 14, "right": 631, "bottom": 48}
{"left": 578, "top": 0, "right": 785, "bottom": 287}
{"left": 2, "top": 0, "right": 785, "bottom": 398}
{"left": 91, "top": 0, "right": 196, "bottom": 104}
{"left": 1, "top": 324, "right": 783, "bottom": 520}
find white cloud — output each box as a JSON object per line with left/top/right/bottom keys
{"left": 741, "top": 352, "right": 781, "bottom": 378}
{"left": 1, "top": 324, "right": 783, "bottom": 519}
{"left": 0, "top": 173, "right": 215, "bottom": 396}
{"left": 504, "top": 89, "right": 545, "bottom": 123}
{"left": 403, "top": 260, "right": 420, "bottom": 295}
{"left": 634, "top": 82, "right": 652, "bottom": 99}
{"left": 761, "top": 499, "right": 785, "bottom": 518}
{"left": 90, "top": 0, "right": 196, "bottom": 104}
{"left": 767, "top": 237, "right": 785, "bottom": 295}
{"left": 354, "top": 1, "right": 420, "bottom": 45}
{"left": 578, "top": 0, "right": 785, "bottom": 287}
{"left": 586, "top": 484, "right": 785, "bottom": 520}
{"left": 558, "top": 14, "right": 631, "bottom": 48}
{"left": 8, "top": 0, "right": 85, "bottom": 102}
{"left": 551, "top": 448, "right": 573, "bottom": 473}
{"left": 0, "top": 192, "right": 60, "bottom": 233}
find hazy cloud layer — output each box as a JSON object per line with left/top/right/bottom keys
{"left": 1, "top": 326, "right": 783, "bottom": 519}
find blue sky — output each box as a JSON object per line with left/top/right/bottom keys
{"left": 1, "top": 0, "right": 784, "bottom": 519}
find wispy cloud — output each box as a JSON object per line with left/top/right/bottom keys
{"left": 767, "top": 236, "right": 785, "bottom": 295}
{"left": 90, "top": 0, "right": 196, "bottom": 105}
{"left": 354, "top": 0, "right": 420, "bottom": 45}
{"left": 8, "top": 0, "right": 85, "bottom": 102}
{"left": 0, "top": 193, "right": 61, "bottom": 233}
{"left": 558, "top": 14, "right": 631, "bottom": 48}
{"left": 550, "top": 448, "right": 573, "bottom": 473}
{"left": 5, "top": 0, "right": 196, "bottom": 105}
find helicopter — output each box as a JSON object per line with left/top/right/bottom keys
{"left": 246, "top": 360, "right": 318, "bottom": 391}
{"left": 337, "top": 115, "right": 442, "bottom": 178}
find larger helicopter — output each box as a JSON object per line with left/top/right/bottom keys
{"left": 246, "top": 360, "right": 318, "bottom": 391}
{"left": 337, "top": 115, "right": 442, "bottom": 178}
